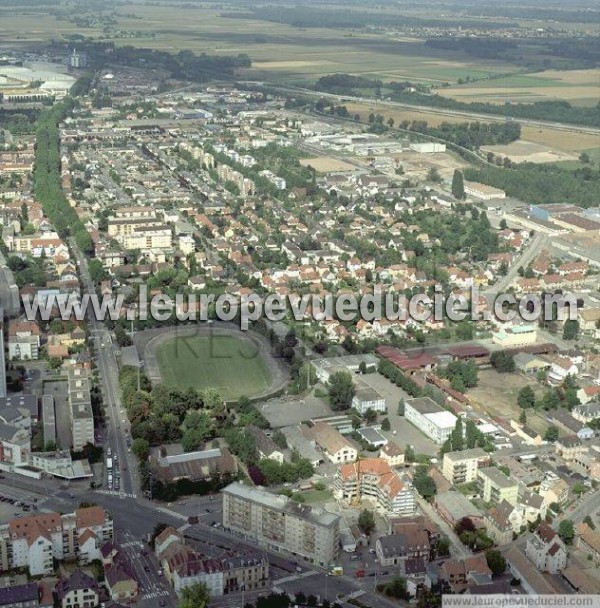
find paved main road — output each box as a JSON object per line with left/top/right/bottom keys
{"left": 483, "top": 232, "right": 548, "bottom": 298}
{"left": 70, "top": 239, "right": 137, "bottom": 497}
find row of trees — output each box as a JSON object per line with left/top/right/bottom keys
{"left": 464, "top": 163, "right": 600, "bottom": 209}
{"left": 33, "top": 100, "right": 93, "bottom": 252}
{"left": 400, "top": 119, "right": 521, "bottom": 150}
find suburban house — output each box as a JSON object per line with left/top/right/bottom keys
{"left": 303, "top": 421, "right": 357, "bottom": 464}
{"left": 246, "top": 425, "right": 285, "bottom": 463}
{"left": 375, "top": 529, "right": 431, "bottom": 566}
{"left": 379, "top": 442, "right": 405, "bottom": 467}
{"left": 55, "top": 570, "right": 99, "bottom": 608}
{"left": 525, "top": 522, "right": 567, "bottom": 574}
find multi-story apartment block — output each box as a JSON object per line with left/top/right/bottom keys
{"left": 404, "top": 397, "right": 457, "bottom": 445}
{"left": 107, "top": 216, "right": 162, "bottom": 238}
{"left": 0, "top": 507, "right": 113, "bottom": 576}
{"left": 442, "top": 448, "right": 490, "bottom": 485}
{"left": 334, "top": 458, "right": 415, "bottom": 516}
{"left": 477, "top": 467, "right": 519, "bottom": 506}
{"left": 121, "top": 225, "right": 172, "bottom": 251}
{"left": 67, "top": 369, "right": 94, "bottom": 452}
{"left": 0, "top": 419, "right": 30, "bottom": 467}
{"left": 222, "top": 482, "right": 340, "bottom": 567}
{"left": 7, "top": 321, "right": 40, "bottom": 361}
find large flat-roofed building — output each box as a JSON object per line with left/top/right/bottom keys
{"left": 42, "top": 394, "right": 56, "bottom": 446}
{"left": 404, "top": 397, "right": 457, "bottom": 444}
{"left": 68, "top": 368, "right": 94, "bottom": 451}
{"left": 222, "top": 482, "right": 340, "bottom": 567}
{"left": 311, "top": 355, "right": 378, "bottom": 383}
{"left": 477, "top": 467, "right": 519, "bottom": 506}
{"left": 464, "top": 181, "right": 506, "bottom": 200}
{"left": 493, "top": 325, "right": 537, "bottom": 348}
{"left": 442, "top": 448, "right": 490, "bottom": 485}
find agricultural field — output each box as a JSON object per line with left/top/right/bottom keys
{"left": 155, "top": 334, "right": 272, "bottom": 400}
{"left": 481, "top": 141, "right": 579, "bottom": 164}
{"left": 344, "top": 102, "right": 471, "bottom": 127}
{"left": 0, "top": 4, "right": 516, "bottom": 86}
{"left": 438, "top": 68, "right": 600, "bottom": 106}
{"left": 520, "top": 126, "right": 600, "bottom": 154}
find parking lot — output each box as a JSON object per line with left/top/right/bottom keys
{"left": 260, "top": 392, "right": 333, "bottom": 428}
{"left": 356, "top": 372, "right": 439, "bottom": 455}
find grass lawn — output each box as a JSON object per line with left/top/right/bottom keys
{"left": 155, "top": 335, "right": 272, "bottom": 400}
{"left": 295, "top": 489, "right": 333, "bottom": 504}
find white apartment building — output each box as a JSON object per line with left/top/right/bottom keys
{"left": 0, "top": 506, "right": 113, "bottom": 576}
{"left": 121, "top": 225, "right": 172, "bottom": 250}
{"left": 68, "top": 368, "right": 94, "bottom": 451}
{"left": 222, "top": 482, "right": 340, "bottom": 567}
{"left": 404, "top": 397, "right": 457, "bottom": 445}
{"left": 334, "top": 458, "right": 415, "bottom": 516}
{"left": 442, "top": 448, "right": 490, "bottom": 485}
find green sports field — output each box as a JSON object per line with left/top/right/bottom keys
{"left": 155, "top": 335, "right": 272, "bottom": 400}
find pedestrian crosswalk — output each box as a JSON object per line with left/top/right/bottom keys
{"left": 346, "top": 590, "right": 366, "bottom": 600}
{"left": 121, "top": 540, "right": 145, "bottom": 549}
{"left": 96, "top": 490, "right": 137, "bottom": 499}
{"left": 276, "top": 570, "right": 318, "bottom": 585}
{"left": 141, "top": 590, "right": 170, "bottom": 600}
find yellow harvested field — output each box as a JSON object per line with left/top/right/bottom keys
{"left": 521, "top": 127, "right": 600, "bottom": 153}
{"left": 253, "top": 60, "right": 336, "bottom": 69}
{"left": 535, "top": 68, "right": 600, "bottom": 84}
{"left": 439, "top": 86, "right": 599, "bottom": 104}
{"left": 345, "top": 102, "right": 468, "bottom": 127}
{"left": 481, "top": 140, "right": 578, "bottom": 164}
{"left": 299, "top": 157, "right": 357, "bottom": 173}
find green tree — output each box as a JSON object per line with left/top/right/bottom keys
{"left": 544, "top": 425, "right": 559, "bottom": 442}
{"left": 178, "top": 582, "right": 210, "bottom": 608}
{"left": 490, "top": 351, "right": 515, "bottom": 373}
{"left": 383, "top": 577, "right": 409, "bottom": 600}
{"left": 427, "top": 167, "right": 442, "bottom": 183}
{"left": 572, "top": 482, "right": 586, "bottom": 497}
{"left": 452, "top": 169, "right": 465, "bottom": 200}
{"left": 517, "top": 386, "right": 536, "bottom": 409}
{"left": 558, "top": 519, "right": 575, "bottom": 545}
{"left": 583, "top": 515, "right": 596, "bottom": 530}
{"left": 519, "top": 409, "right": 527, "bottom": 424}
{"left": 328, "top": 371, "right": 355, "bottom": 411}
{"left": 131, "top": 438, "right": 150, "bottom": 462}
{"left": 563, "top": 319, "right": 580, "bottom": 341}
{"left": 358, "top": 509, "right": 376, "bottom": 535}
{"left": 451, "top": 418, "right": 464, "bottom": 451}
{"left": 414, "top": 468, "right": 437, "bottom": 500}
{"left": 381, "top": 417, "right": 391, "bottom": 431}
{"left": 485, "top": 549, "right": 507, "bottom": 575}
